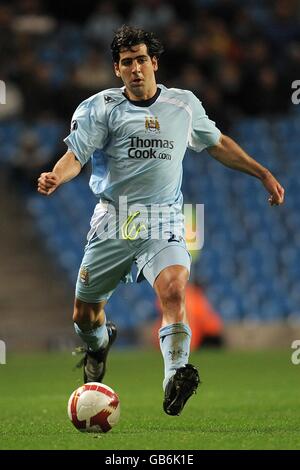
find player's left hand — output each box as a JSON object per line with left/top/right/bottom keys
{"left": 261, "top": 171, "right": 285, "bottom": 206}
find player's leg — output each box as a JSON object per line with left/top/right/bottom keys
{"left": 137, "top": 241, "right": 200, "bottom": 415}
{"left": 73, "top": 200, "right": 137, "bottom": 383}
{"left": 73, "top": 298, "right": 107, "bottom": 349}
{"left": 73, "top": 298, "right": 117, "bottom": 356}
{"left": 154, "top": 265, "right": 199, "bottom": 415}
{"left": 155, "top": 265, "right": 188, "bottom": 326}
{"left": 73, "top": 298, "right": 117, "bottom": 383}
{"left": 154, "top": 265, "right": 191, "bottom": 388}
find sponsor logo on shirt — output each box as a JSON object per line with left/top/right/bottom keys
{"left": 128, "top": 136, "right": 174, "bottom": 160}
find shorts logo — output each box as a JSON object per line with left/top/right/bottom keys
{"left": 167, "top": 233, "right": 183, "bottom": 243}
{"left": 79, "top": 266, "right": 89, "bottom": 286}
{"left": 145, "top": 116, "right": 160, "bottom": 133}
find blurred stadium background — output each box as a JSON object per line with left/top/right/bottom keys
{"left": 1, "top": 0, "right": 300, "bottom": 351}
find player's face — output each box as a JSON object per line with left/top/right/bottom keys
{"left": 114, "top": 44, "right": 158, "bottom": 100}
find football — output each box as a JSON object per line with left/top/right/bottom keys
{"left": 67, "top": 382, "right": 120, "bottom": 433}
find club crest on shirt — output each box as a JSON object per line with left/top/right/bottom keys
{"left": 145, "top": 116, "right": 160, "bottom": 133}
{"left": 79, "top": 266, "right": 89, "bottom": 286}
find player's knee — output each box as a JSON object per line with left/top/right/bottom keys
{"left": 160, "top": 279, "right": 186, "bottom": 309}
{"left": 73, "top": 299, "right": 103, "bottom": 331}
{"left": 73, "top": 307, "right": 93, "bottom": 330}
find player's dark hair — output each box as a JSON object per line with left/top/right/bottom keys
{"left": 111, "top": 25, "right": 164, "bottom": 63}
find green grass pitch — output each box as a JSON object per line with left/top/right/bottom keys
{"left": 0, "top": 349, "right": 299, "bottom": 450}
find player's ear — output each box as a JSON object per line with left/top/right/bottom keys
{"left": 152, "top": 56, "right": 158, "bottom": 72}
{"left": 114, "top": 63, "right": 121, "bottom": 78}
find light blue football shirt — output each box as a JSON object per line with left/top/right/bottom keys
{"left": 64, "top": 84, "right": 221, "bottom": 208}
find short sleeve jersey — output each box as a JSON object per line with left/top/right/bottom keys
{"left": 64, "top": 84, "right": 221, "bottom": 207}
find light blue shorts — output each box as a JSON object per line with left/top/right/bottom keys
{"left": 75, "top": 202, "right": 191, "bottom": 303}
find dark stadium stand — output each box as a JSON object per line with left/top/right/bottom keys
{"left": 13, "top": 112, "right": 298, "bottom": 327}
{"left": 1, "top": 0, "right": 300, "bottom": 342}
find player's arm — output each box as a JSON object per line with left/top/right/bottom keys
{"left": 207, "top": 134, "right": 285, "bottom": 206}
{"left": 38, "top": 96, "right": 108, "bottom": 196}
{"left": 37, "top": 150, "right": 81, "bottom": 196}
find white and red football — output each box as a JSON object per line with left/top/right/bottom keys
{"left": 67, "top": 382, "right": 120, "bottom": 433}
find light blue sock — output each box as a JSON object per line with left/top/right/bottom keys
{"left": 74, "top": 320, "right": 109, "bottom": 352}
{"left": 159, "top": 322, "right": 192, "bottom": 390}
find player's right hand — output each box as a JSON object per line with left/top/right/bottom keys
{"left": 37, "top": 172, "right": 60, "bottom": 196}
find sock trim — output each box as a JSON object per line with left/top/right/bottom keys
{"left": 159, "top": 322, "right": 191, "bottom": 340}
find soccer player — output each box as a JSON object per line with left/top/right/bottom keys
{"left": 37, "top": 26, "right": 284, "bottom": 416}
